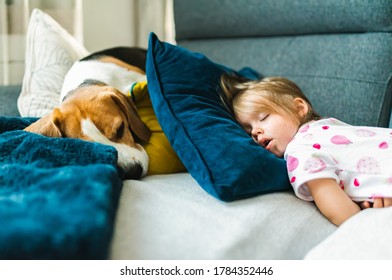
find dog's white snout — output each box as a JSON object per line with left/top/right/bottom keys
{"left": 116, "top": 143, "right": 149, "bottom": 179}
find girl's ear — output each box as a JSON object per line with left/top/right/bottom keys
{"left": 293, "top": 98, "right": 309, "bottom": 118}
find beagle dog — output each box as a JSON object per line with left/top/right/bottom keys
{"left": 24, "top": 47, "right": 151, "bottom": 179}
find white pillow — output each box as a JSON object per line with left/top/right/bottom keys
{"left": 18, "top": 9, "right": 89, "bottom": 117}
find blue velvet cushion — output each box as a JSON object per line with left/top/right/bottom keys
{"left": 146, "top": 33, "right": 291, "bottom": 201}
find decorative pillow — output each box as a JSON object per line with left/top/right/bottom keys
{"left": 18, "top": 9, "right": 89, "bottom": 117}
{"left": 146, "top": 34, "right": 291, "bottom": 201}
{"left": 146, "top": 33, "right": 291, "bottom": 201}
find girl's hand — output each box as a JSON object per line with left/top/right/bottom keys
{"left": 359, "top": 201, "right": 372, "bottom": 209}
{"left": 375, "top": 198, "right": 392, "bottom": 207}
{"left": 360, "top": 198, "right": 392, "bottom": 209}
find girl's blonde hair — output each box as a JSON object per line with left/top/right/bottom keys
{"left": 220, "top": 73, "right": 320, "bottom": 126}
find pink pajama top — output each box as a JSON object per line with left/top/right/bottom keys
{"left": 284, "top": 118, "right": 392, "bottom": 202}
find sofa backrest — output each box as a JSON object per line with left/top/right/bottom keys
{"left": 173, "top": 0, "right": 392, "bottom": 128}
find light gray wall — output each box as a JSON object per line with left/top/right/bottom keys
{"left": 82, "top": 0, "right": 137, "bottom": 52}
{"left": 82, "top": 0, "right": 174, "bottom": 52}
{"left": 0, "top": 0, "right": 174, "bottom": 85}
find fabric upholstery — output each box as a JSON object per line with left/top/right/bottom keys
{"left": 174, "top": 0, "right": 392, "bottom": 39}
{"left": 0, "top": 85, "right": 21, "bottom": 117}
{"left": 111, "top": 174, "right": 336, "bottom": 259}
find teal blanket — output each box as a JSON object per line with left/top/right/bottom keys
{"left": 0, "top": 117, "right": 122, "bottom": 259}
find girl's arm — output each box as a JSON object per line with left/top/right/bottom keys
{"left": 307, "top": 178, "right": 361, "bottom": 226}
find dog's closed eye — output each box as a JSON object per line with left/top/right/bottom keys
{"left": 109, "top": 119, "right": 126, "bottom": 141}
{"left": 115, "top": 121, "right": 125, "bottom": 139}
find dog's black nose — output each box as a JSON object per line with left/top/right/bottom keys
{"left": 121, "top": 163, "right": 143, "bottom": 180}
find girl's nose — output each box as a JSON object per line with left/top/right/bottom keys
{"left": 251, "top": 127, "right": 263, "bottom": 141}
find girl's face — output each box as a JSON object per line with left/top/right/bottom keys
{"left": 237, "top": 110, "right": 300, "bottom": 158}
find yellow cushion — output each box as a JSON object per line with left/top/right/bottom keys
{"left": 130, "top": 81, "right": 186, "bottom": 175}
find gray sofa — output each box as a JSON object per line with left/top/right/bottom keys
{"left": 1, "top": 0, "right": 392, "bottom": 259}
{"left": 0, "top": 85, "right": 21, "bottom": 117}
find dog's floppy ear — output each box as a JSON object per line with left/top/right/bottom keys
{"left": 24, "top": 107, "right": 63, "bottom": 138}
{"left": 110, "top": 92, "right": 151, "bottom": 143}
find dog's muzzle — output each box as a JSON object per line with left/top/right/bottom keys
{"left": 120, "top": 162, "right": 144, "bottom": 180}
{"left": 115, "top": 143, "right": 149, "bottom": 180}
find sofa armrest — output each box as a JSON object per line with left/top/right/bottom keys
{"left": 0, "top": 85, "right": 21, "bottom": 117}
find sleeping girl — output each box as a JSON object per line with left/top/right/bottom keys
{"left": 220, "top": 73, "right": 392, "bottom": 226}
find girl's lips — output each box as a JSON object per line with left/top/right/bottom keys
{"left": 259, "top": 138, "right": 272, "bottom": 149}
{"left": 265, "top": 139, "right": 272, "bottom": 151}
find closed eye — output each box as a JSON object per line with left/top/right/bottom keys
{"left": 259, "top": 114, "right": 269, "bottom": 122}
{"left": 115, "top": 121, "right": 125, "bottom": 139}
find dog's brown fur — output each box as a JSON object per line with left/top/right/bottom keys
{"left": 24, "top": 51, "right": 152, "bottom": 179}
